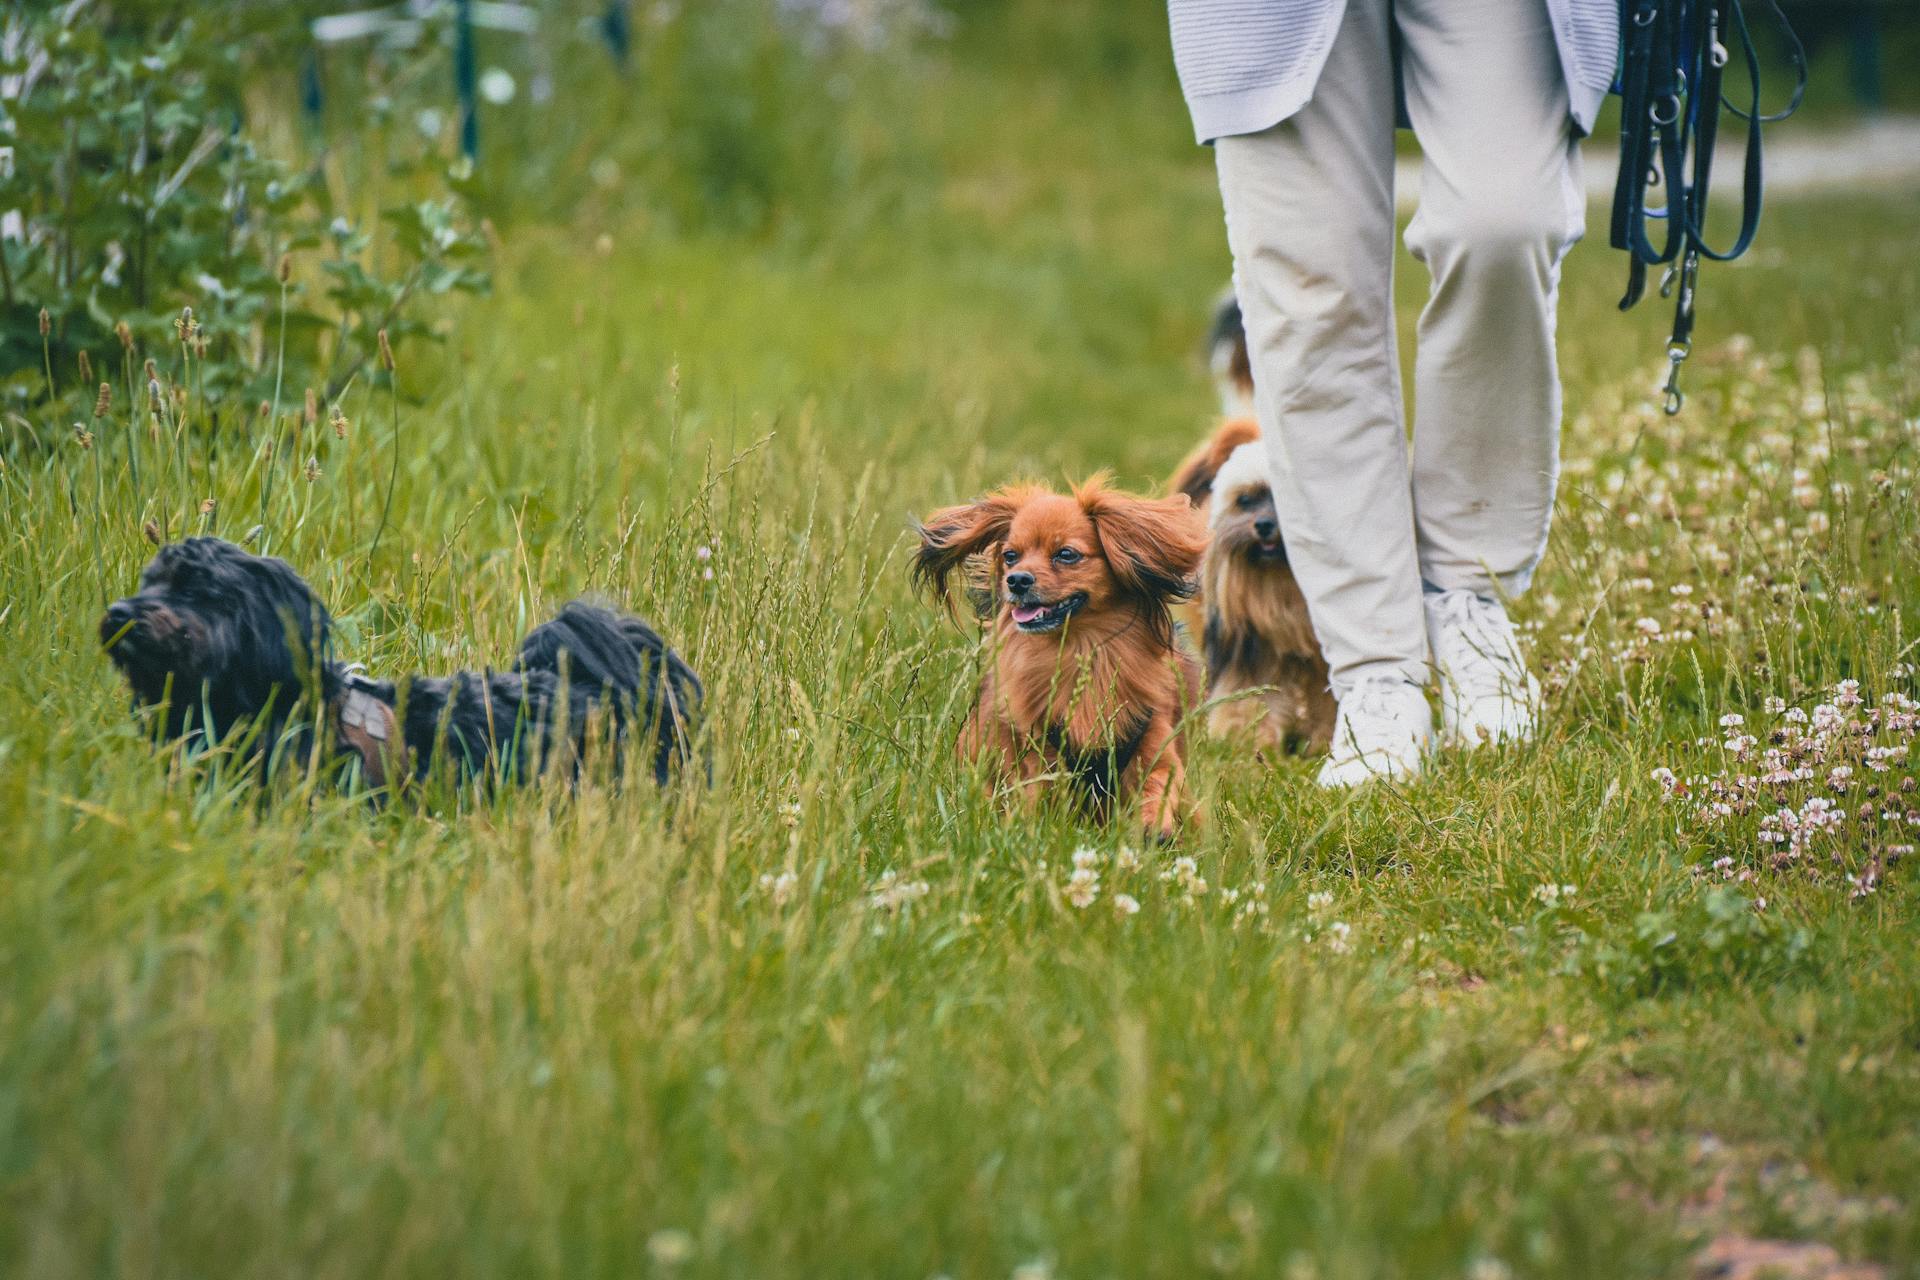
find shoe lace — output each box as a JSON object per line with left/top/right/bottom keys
{"left": 1433, "top": 591, "right": 1523, "bottom": 698}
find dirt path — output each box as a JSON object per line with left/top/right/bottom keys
{"left": 1395, "top": 115, "right": 1920, "bottom": 209}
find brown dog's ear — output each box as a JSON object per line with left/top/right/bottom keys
{"left": 1166, "top": 416, "right": 1259, "bottom": 504}
{"left": 1079, "top": 480, "right": 1208, "bottom": 609}
{"left": 911, "top": 490, "right": 1026, "bottom": 613}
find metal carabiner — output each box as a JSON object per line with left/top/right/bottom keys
{"left": 1662, "top": 341, "right": 1691, "bottom": 416}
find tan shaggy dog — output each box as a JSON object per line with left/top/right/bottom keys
{"left": 1166, "top": 415, "right": 1259, "bottom": 638}
{"left": 913, "top": 477, "right": 1207, "bottom": 839}
{"left": 1199, "top": 442, "right": 1335, "bottom": 753}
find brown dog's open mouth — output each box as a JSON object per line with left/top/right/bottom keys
{"left": 1009, "top": 593, "right": 1087, "bottom": 633}
{"left": 1249, "top": 539, "right": 1287, "bottom": 561}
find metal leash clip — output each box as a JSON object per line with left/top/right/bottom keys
{"left": 1662, "top": 340, "right": 1690, "bottom": 416}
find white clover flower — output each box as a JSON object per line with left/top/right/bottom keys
{"left": 1719, "top": 712, "right": 1745, "bottom": 728}
{"left": 1306, "top": 890, "right": 1334, "bottom": 913}
{"left": 1065, "top": 867, "right": 1100, "bottom": 909}
{"left": 759, "top": 870, "right": 799, "bottom": 906}
{"left": 1763, "top": 696, "right": 1788, "bottom": 714}
{"left": 1634, "top": 616, "right": 1663, "bottom": 636}
{"left": 647, "top": 1229, "right": 695, "bottom": 1265}
{"left": 1071, "top": 847, "right": 1102, "bottom": 871}
{"left": 1113, "top": 846, "right": 1142, "bottom": 872}
{"left": 1113, "top": 893, "right": 1141, "bottom": 918}
{"left": 1323, "top": 921, "right": 1353, "bottom": 954}
{"left": 868, "top": 870, "right": 931, "bottom": 912}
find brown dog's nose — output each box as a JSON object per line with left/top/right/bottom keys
{"left": 1005, "top": 571, "right": 1035, "bottom": 595}
{"left": 1254, "top": 518, "right": 1278, "bottom": 541}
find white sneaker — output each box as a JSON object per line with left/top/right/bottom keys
{"left": 1425, "top": 589, "right": 1541, "bottom": 748}
{"left": 1315, "top": 676, "right": 1433, "bottom": 789}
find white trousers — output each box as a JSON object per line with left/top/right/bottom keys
{"left": 1215, "top": 0, "right": 1586, "bottom": 696}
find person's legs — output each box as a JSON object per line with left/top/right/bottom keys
{"left": 1213, "top": 0, "right": 1427, "bottom": 700}
{"left": 1398, "top": 0, "right": 1586, "bottom": 600}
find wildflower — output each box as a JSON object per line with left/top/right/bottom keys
{"left": 304, "top": 456, "right": 321, "bottom": 482}
{"left": 199, "top": 498, "right": 215, "bottom": 516}
{"left": 1834, "top": 679, "right": 1863, "bottom": 709}
{"left": 695, "top": 544, "right": 713, "bottom": 561}
{"left": 1634, "top": 616, "right": 1662, "bottom": 636}
{"left": 1307, "top": 890, "right": 1334, "bottom": 913}
{"left": 646, "top": 1229, "right": 695, "bottom": 1266}
{"left": 1763, "top": 696, "right": 1787, "bottom": 714}
{"left": 868, "top": 870, "right": 931, "bottom": 912}
{"left": 1719, "top": 713, "right": 1745, "bottom": 729}
{"left": 759, "top": 870, "right": 798, "bottom": 907}
{"left": 72, "top": 423, "right": 93, "bottom": 450}
{"left": 1011, "top": 1262, "right": 1053, "bottom": 1280}
{"left": 1323, "top": 921, "right": 1353, "bottom": 954}
{"left": 1113, "top": 893, "right": 1141, "bottom": 918}
{"left": 1065, "top": 867, "right": 1100, "bottom": 909}
{"left": 330, "top": 405, "right": 349, "bottom": 438}
{"left": 1071, "top": 847, "right": 1102, "bottom": 871}
{"left": 1670, "top": 583, "right": 1694, "bottom": 597}
{"left": 1113, "top": 846, "right": 1142, "bottom": 872}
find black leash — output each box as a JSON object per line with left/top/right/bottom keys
{"left": 1610, "top": 0, "right": 1806, "bottom": 414}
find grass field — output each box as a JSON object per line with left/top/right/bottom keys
{"left": 4, "top": 7, "right": 1920, "bottom": 1278}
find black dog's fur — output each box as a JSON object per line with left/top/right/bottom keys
{"left": 100, "top": 537, "right": 701, "bottom": 788}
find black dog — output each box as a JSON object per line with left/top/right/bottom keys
{"left": 100, "top": 537, "right": 701, "bottom": 789}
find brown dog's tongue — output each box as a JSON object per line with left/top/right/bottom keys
{"left": 1011, "top": 603, "right": 1045, "bottom": 623}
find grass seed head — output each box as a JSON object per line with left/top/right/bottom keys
{"left": 93, "top": 382, "right": 111, "bottom": 418}
{"left": 72, "top": 423, "right": 93, "bottom": 450}
{"left": 377, "top": 329, "right": 394, "bottom": 373}
{"left": 77, "top": 350, "right": 92, "bottom": 384}
{"left": 38, "top": 307, "right": 49, "bottom": 337}
{"left": 115, "top": 320, "right": 133, "bottom": 350}
{"left": 330, "top": 405, "right": 349, "bottom": 439}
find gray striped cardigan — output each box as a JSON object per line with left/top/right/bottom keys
{"left": 1168, "top": 0, "right": 1619, "bottom": 143}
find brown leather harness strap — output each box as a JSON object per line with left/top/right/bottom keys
{"left": 333, "top": 681, "right": 400, "bottom": 790}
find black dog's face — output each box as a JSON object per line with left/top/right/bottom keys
{"left": 100, "top": 537, "right": 332, "bottom": 739}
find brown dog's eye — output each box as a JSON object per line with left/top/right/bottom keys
{"left": 1235, "top": 492, "right": 1257, "bottom": 510}
{"left": 1053, "top": 547, "right": 1082, "bottom": 564}
{"left": 1002, "top": 548, "right": 1020, "bottom": 565}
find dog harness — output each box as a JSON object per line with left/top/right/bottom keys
{"left": 1610, "top": 0, "right": 1804, "bottom": 415}
{"left": 333, "top": 673, "right": 401, "bottom": 790}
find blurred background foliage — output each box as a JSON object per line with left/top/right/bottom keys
{"left": 3, "top": 0, "right": 1915, "bottom": 440}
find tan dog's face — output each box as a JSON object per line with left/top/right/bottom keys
{"left": 999, "top": 495, "right": 1107, "bottom": 632}
{"left": 1212, "top": 477, "right": 1286, "bottom": 565}
{"left": 912, "top": 479, "right": 1207, "bottom": 641}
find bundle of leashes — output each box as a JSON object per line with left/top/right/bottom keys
{"left": 1610, "top": 0, "right": 1807, "bottom": 414}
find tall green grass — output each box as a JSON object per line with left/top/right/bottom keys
{"left": 2, "top": 6, "right": 1918, "bottom": 1276}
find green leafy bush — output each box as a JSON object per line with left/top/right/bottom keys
{"left": 0, "top": 4, "right": 487, "bottom": 438}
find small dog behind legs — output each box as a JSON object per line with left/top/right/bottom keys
{"left": 99, "top": 537, "right": 702, "bottom": 791}
{"left": 1199, "top": 443, "right": 1334, "bottom": 754}
{"left": 913, "top": 476, "right": 1206, "bottom": 840}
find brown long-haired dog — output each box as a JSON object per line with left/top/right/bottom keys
{"left": 913, "top": 477, "right": 1207, "bottom": 839}
{"left": 1200, "top": 443, "right": 1335, "bottom": 753}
